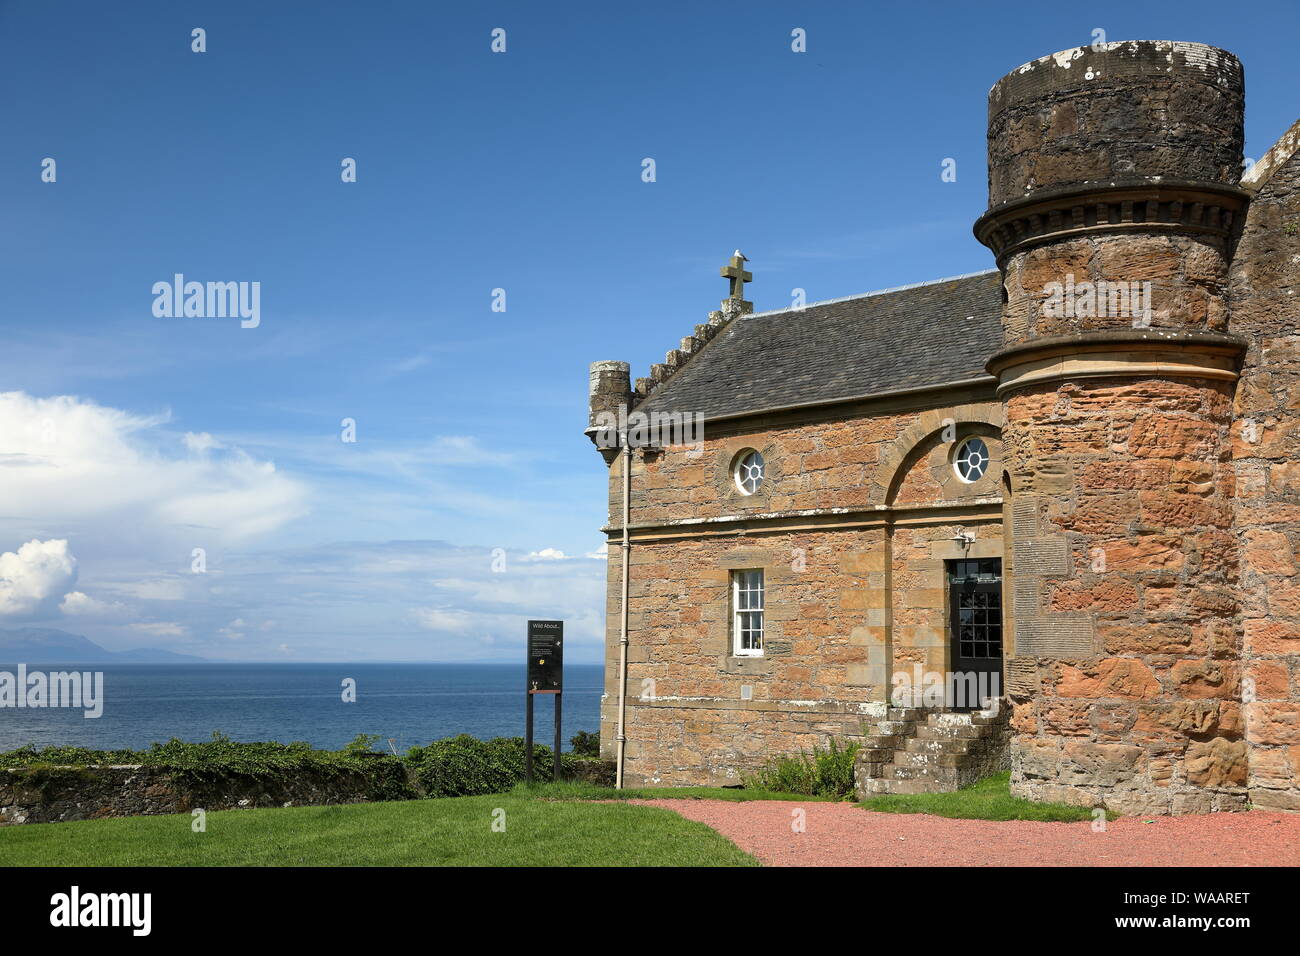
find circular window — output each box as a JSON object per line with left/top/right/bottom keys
{"left": 734, "top": 450, "right": 765, "bottom": 495}
{"left": 954, "top": 437, "right": 990, "bottom": 483}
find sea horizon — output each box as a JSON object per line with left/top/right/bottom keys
{"left": 0, "top": 662, "right": 604, "bottom": 755}
{"left": 0, "top": 659, "right": 604, "bottom": 666}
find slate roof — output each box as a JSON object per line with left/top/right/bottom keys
{"left": 635, "top": 270, "right": 1004, "bottom": 420}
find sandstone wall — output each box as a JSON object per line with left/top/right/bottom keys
{"left": 606, "top": 529, "right": 887, "bottom": 786}
{"left": 610, "top": 409, "right": 902, "bottom": 525}
{"left": 982, "top": 41, "right": 1250, "bottom": 814}
{"left": 1002, "top": 235, "right": 1233, "bottom": 344}
{"left": 1002, "top": 375, "right": 1246, "bottom": 814}
{"left": 1229, "top": 128, "right": 1300, "bottom": 811}
{"left": 609, "top": 396, "right": 1002, "bottom": 526}
{"left": 601, "top": 398, "right": 1006, "bottom": 785}
{"left": 986, "top": 42, "right": 1243, "bottom": 209}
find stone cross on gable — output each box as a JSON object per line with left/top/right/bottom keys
{"left": 720, "top": 251, "right": 752, "bottom": 301}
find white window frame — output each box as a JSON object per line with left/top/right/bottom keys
{"left": 734, "top": 450, "right": 765, "bottom": 495}
{"left": 953, "top": 436, "right": 990, "bottom": 484}
{"left": 732, "top": 569, "right": 765, "bottom": 657}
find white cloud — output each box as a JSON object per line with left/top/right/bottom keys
{"left": 115, "top": 577, "right": 189, "bottom": 602}
{"left": 134, "top": 621, "right": 188, "bottom": 638}
{"left": 520, "top": 545, "right": 611, "bottom": 563}
{"left": 59, "top": 590, "right": 132, "bottom": 619}
{"left": 18, "top": 536, "right": 606, "bottom": 663}
{"left": 183, "top": 432, "right": 223, "bottom": 454}
{"left": 408, "top": 605, "right": 516, "bottom": 651}
{"left": 0, "top": 392, "right": 308, "bottom": 551}
{"left": 409, "top": 607, "right": 477, "bottom": 633}
{"left": 0, "top": 538, "right": 78, "bottom": 619}
{"left": 524, "top": 547, "right": 566, "bottom": 561}
{"left": 424, "top": 435, "right": 514, "bottom": 467}
{"left": 391, "top": 542, "right": 604, "bottom": 657}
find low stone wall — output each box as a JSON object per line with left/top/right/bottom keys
{"left": 1010, "top": 742, "right": 1251, "bottom": 816}
{"left": 0, "top": 758, "right": 617, "bottom": 825}
{"left": 0, "top": 762, "right": 415, "bottom": 825}
{"left": 563, "top": 758, "right": 616, "bottom": 787}
{"left": 609, "top": 699, "right": 885, "bottom": 787}
{"left": 947, "top": 710, "right": 1012, "bottom": 790}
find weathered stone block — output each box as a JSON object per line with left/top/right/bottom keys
{"left": 1184, "top": 738, "right": 1249, "bottom": 788}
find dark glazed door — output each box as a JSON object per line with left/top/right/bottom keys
{"left": 948, "top": 558, "right": 1003, "bottom": 710}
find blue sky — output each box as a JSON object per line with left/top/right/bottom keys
{"left": 1, "top": 1, "right": 1296, "bottom": 662}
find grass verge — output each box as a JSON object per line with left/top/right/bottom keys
{"left": 857, "top": 772, "right": 1115, "bottom": 822}
{"left": 0, "top": 792, "right": 758, "bottom": 867}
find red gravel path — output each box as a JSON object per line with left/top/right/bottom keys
{"left": 631, "top": 799, "right": 1300, "bottom": 866}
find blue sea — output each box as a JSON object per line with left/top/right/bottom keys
{"left": 0, "top": 663, "right": 603, "bottom": 754}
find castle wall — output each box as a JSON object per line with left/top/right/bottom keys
{"left": 591, "top": 39, "right": 1299, "bottom": 813}
{"left": 999, "top": 374, "right": 1245, "bottom": 814}
{"left": 599, "top": 396, "right": 1005, "bottom": 785}
{"left": 603, "top": 528, "right": 889, "bottom": 786}
{"left": 1229, "top": 127, "right": 1300, "bottom": 812}
{"left": 891, "top": 426, "right": 1007, "bottom": 682}
{"left": 980, "top": 42, "right": 1251, "bottom": 814}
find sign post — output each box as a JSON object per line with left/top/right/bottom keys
{"left": 525, "top": 620, "right": 564, "bottom": 782}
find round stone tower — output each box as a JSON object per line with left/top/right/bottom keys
{"left": 587, "top": 360, "right": 631, "bottom": 465}
{"left": 976, "top": 41, "right": 1251, "bottom": 814}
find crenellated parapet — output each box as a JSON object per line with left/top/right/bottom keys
{"left": 586, "top": 253, "right": 754, "bottom": 462}
{"left": 631, "top": 253, "right": 753, "bottom": 405}
{"left": 974, "top": 181, "right": 1247, "bottom": 269}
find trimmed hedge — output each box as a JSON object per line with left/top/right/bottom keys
{"left": 0, "top": 733, "right": 414, "bottom": 801}
{"left": 1, "top": 731, "right": 610, "bottom": 803}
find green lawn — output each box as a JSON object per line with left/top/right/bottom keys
{"left": 0, "top": 787, "right": 759, "bottom": 867}
{"left": 858, "top": 771, "right": 1113, "bottom": 822}
{"left": 0, "top": 774, "right": 1107, "bottom": 866}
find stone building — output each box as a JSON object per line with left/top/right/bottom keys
{"left": 585, "top": 41, "right": 1300, "bottom": 814}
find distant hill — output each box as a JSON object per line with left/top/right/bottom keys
{"left": 0, "top": 627, "right": 207, "bottom": 664}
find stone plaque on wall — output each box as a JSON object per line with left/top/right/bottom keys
{"left": 1005, "top": 657, "right": 1040, "bottom": 696}
{"left": 1016, "top": 537, "right": 1070, "bottom": 576}
{"left": 1016, "top": 618, "right": 1096, "bottom": 658}
{"left": 1013, "top": 574, "right": 1042, "bottom": 620}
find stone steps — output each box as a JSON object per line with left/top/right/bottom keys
{"left": 855, "top": 703, "right": 1011, "bottom": 798}
{"left": 860, "top": 777, "right": 950, "bottom": 795}
{"left": 888, "top": 707, "right": 927, "bottom": 722}
{"left": 903, "top": 736, "right": 983, "bottom": 755}
{"left": 893, "top": 749, "right": 971, "bottom": 769}
{"left": 874, "top": 720, "right": 916, "bottom": 736}
{"left": 915, "top": 723, "right": 983, "bottom": 740}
